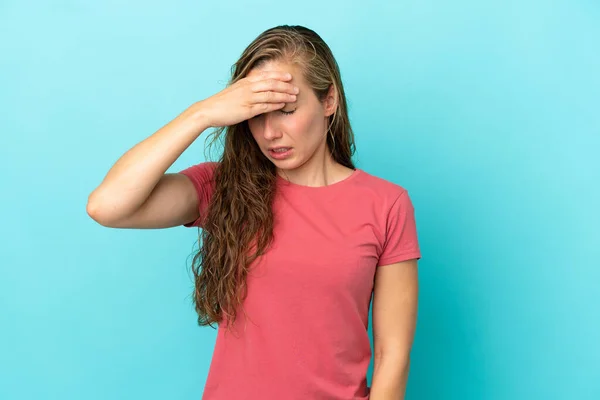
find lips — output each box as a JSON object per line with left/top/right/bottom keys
{"left": 268, "top": 147, "right": 293, "bottom": 159}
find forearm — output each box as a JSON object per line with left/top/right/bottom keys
{"left": 88, "top": 101, "right": 209, "bottom": 220}
{"left": 369, "top": 353, "right": 410, "bottom": 400}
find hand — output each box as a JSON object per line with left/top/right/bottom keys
{"left": 198, "top": 71, "right": 299, "bottom": 128}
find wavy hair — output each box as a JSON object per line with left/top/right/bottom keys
{"left": 190, "top": 25, "right": 356, "bottom": 330}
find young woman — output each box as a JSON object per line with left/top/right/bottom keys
{"left": 87, "top": 25, "right": 421, "bottom": 400}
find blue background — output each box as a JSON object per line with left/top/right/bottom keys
{"left": 1, "top": 1, "right": 598, "bottom": 399}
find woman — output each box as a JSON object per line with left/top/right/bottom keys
{"left": 87, "top": 25, "right": 421, "bottom": 400}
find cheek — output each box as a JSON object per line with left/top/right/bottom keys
{"left": 246, "top": 120, "right": 262, "bottom": 142}
{"left": 288, "top": 113, "right": 318, "bottom": 136}
{"left": 296, "top": 114, "right": 325, "bottom": 144}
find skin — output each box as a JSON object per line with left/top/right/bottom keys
{"left": 246, "top": 60, "right": 354, "bottom": 187}
{"left": 370, "top": 258, "right": 419, "bottom": 399}
{"left": 247, "top": 61, "right": 419, "bottom": 398}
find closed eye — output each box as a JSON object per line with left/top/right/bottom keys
{"left": 280, "top": 109, "right": 296, "bottom": 115}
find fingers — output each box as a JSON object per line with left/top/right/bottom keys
{"left": 253, "top": 90, "right": 297, "bottom": 104}
{"left": 250, "top": 78, "right": 299, "bottom": 96}
{"left": 250, "top": 102, "right": 286, "bottom": 115}
{"left": 242, "top": 71, "right": 298, "bottom": 116}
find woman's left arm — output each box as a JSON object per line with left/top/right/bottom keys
{"left": 369, "top": 258, "right": 419, "bottom": 400}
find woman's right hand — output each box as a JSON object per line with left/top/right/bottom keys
{"left": 198, "top": 71, "right": 299, "bottom": 128}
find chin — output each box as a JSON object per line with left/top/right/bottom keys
{"left": 270, "top": 157, "right": 300, "bottom": 169}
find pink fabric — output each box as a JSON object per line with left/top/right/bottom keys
{"left": 179, "top": 162, "right": 421, "bottom": 400}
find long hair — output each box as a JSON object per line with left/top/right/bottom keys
{"left": 190, "top": 25, "right": 356, "bottom": 330}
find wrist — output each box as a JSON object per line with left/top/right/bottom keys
{"left": 189, "top": 100, "right": 213, "bottom": 130}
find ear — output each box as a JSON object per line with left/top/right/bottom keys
{"left": 323, "top": 84, "right": 337, "bottom": 117}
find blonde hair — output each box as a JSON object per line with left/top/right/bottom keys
{"left": 191, "top": 25, "right": 356, "bottom": 330}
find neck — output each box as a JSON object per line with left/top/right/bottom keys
{"left": 277, "top": 140, "right": 350, "bottom": 187}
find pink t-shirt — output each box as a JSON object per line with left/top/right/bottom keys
{"left": 179, "top": 162, "right": 421, "bottom": 400}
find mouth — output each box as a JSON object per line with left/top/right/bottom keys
{"left": 269, "top": 146, "right": 292, "bottom": 152}
{"left": 268, "top": 147, "right": 293, "bottom": 159}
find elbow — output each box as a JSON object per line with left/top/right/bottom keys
{"left": 374, "top": 347, "right": 411, "bottom": 368}
{"left": 86, "top": 195, "right": 106, "bottom": 225}
{"left": 86, "top": 192, "right": 115, "bottom": 227}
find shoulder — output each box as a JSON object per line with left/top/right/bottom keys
{"left": 354, "top": 168, "right": 410, "bottom": 205}
{"left": 178, "top": 161, "right": 219, "bottom": 180}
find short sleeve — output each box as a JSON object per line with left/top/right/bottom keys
{"left": 377, "top": 190, "right": 421, "bottom": 266}
{"left": 178, "top": 161, "right": 218, "bottom": 228}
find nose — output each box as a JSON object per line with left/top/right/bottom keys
{"left": 262, "top": 112, "right": 283, "bottom": 140}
